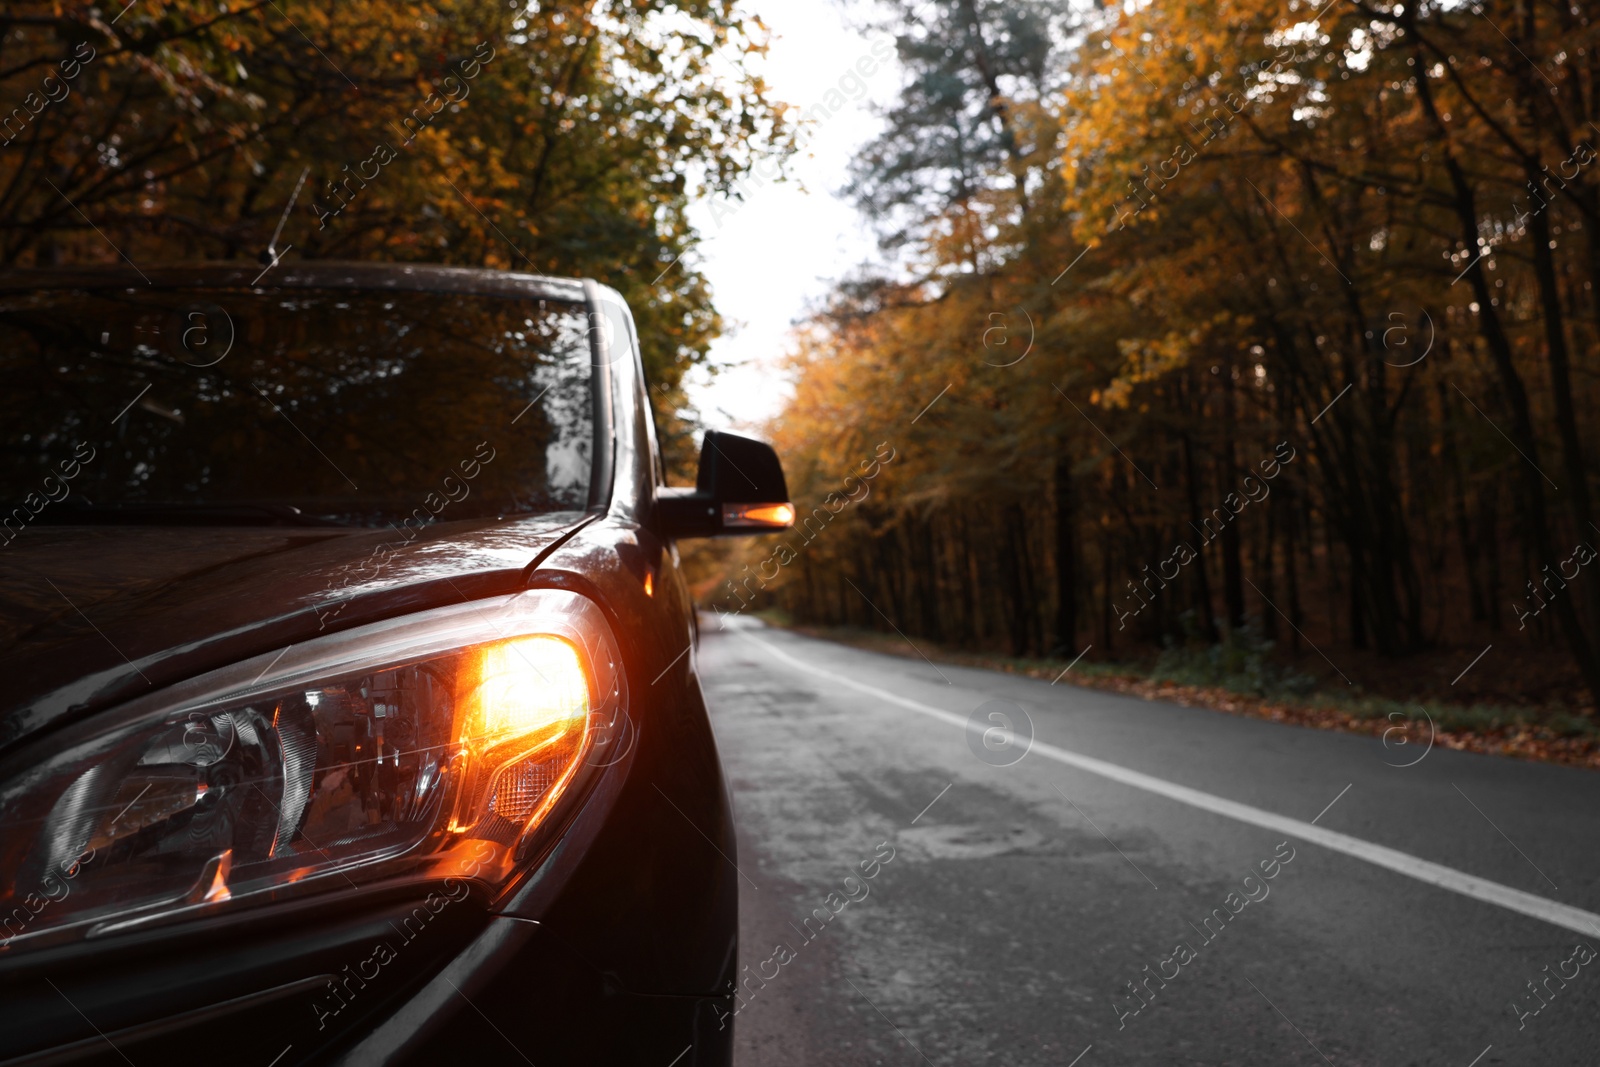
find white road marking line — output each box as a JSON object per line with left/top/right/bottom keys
{"left": 1453, "top": 782, "right": 1559, "bottom": 892}
{"left": 1464, "top": 1044, "right": 1492, "bottom": 1067}
{"left": 737, "top": 631, "right": 1600, "bottom": 939}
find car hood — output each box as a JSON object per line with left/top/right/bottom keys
{"left": 0, "top": 513, "right": 590, "bottom": 751}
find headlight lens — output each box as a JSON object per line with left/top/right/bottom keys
{"left": 0, "top": 589, "right": 626, "bottom": 955}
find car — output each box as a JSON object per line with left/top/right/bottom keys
{"left": 0, "top": 262, "right": 795, "bottom": 1066}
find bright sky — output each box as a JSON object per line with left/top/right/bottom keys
{"left": 681, "top": 0, "right": 903, "bottom": 435}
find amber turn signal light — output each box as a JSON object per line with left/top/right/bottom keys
{"left": 452, "top": 635, "right": 593, "bottom": 834}
{"left": 722, "top": 502, "right": 795, "bottom": 529}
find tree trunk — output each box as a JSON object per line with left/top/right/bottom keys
{"left": 1220, "top": 457, "right": 1246, "bottom": 630}
{"left": 1527, "top": 189, "right": 1600, "bottom": 628}
{"left": 1405, "top": 17, "right": 1600, "bottom": 702}
{"left": 1053, "top": 455, "right": 1079, "bottom": 653}
{"left": 1182, "top": 432, "right": 1220, "bottom": 642}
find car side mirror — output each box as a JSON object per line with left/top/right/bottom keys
{"left": 655, "top": 430, "right": 794, "bottom": 539}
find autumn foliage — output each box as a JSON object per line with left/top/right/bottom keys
{"left": 0, "top": 0, "right": 787, "bottom": 454}
{"left": 750, "top": 0, "right": 1600, "bottom": 712}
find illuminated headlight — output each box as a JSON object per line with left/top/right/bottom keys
{"left": 0, "top": 590, "right": 626, "bottom": 955}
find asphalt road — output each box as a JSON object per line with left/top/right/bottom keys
{"left": 695, "top": 617, "right": 1600, "bottom": 1067}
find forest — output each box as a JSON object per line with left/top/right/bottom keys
{"left": 723, "top": 0, "right": 1600, "bottom": 723}
{"left": 6, "top": 0, "right": 1599, "bottom": 724}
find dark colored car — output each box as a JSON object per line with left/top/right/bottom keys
{"left": 0, "top": 264, "right": 794, "bottom": 1066}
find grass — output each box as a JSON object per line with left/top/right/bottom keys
{"left": 1147, "top": 623, "right": 1597, "bottom": 740}
{"left": 747, "top": 609, "right": 1600, "bottom": 769}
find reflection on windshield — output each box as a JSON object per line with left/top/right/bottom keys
{"left": 0, "top": 287, "right": 592, "bottom": 527}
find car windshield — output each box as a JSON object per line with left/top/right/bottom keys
{"left": 0, "top": 286, "right": 593, "bottom": 526}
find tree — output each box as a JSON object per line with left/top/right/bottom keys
{"left": 760, "top": 0, "right": 1600, "bottom": 709}
{"left": 1, "top": 0, "right": 790, "bottom": 457}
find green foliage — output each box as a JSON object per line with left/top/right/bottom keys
{"left": 1150, "top": 617, "right": 1317, "bottom": 698}
{"left": 1309, "top": 694, "right": 1599, "bottom": 741}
